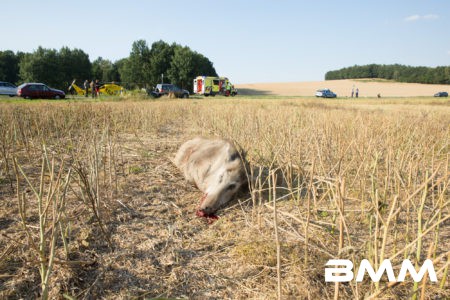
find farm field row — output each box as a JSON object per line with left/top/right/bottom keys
{"left": 0, "top": 97, "right": 449, "bottom": 299}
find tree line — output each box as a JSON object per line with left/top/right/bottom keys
{"left": 0, "top": 40, "right": 217, "bottom": 92}
{"left": 325, "top": 64, "right": 450, "bottom": 84}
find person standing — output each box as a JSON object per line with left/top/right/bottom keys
{"left": 84, "top": 80, "right": 89, "bottom": 97}
{"left": 226, "top": 81, "right": 232, "bottom": 96}
{"left": 90, "top": 80, "right": 95, "bottom": 98}
{"left": 95, "top": 79, "right": 100, "bottom": 97}
{"left": 351, "top": 87, "right": 354, "bottom": 98}
{"left": 356, "top": 88, "right": 359, "bottom": 98}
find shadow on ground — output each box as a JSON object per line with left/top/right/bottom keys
{"left": 236, "top": 88, "right": 274, "bottom": 96}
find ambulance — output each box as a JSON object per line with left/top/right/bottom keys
{"left": 193, "top": 76, "right": 237, "bottom": 97}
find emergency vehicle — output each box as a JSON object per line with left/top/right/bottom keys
{"left": 193, "top": 76, "right": 237, "bottom": 97}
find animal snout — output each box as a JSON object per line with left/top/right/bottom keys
{"left": 196, "top": 206, "right": 216, "bottom": 217}
{"left": 200, "top": 205, "right": 213, "bottom": 214}
{"left": 196, "top": 209, "right": 206, "bottom": 217}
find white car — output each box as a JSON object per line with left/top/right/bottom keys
{"left": 315, "top": 88, "right": 337, "bottom": 98}
{"left": 0, "top": 81, "right": 17, "bottom": 97}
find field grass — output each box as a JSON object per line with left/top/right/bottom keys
{"left": 0, "top": 95, "right": 449, "bottom": 299}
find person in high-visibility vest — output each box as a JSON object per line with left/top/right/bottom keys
{"left": 226, "top": 82, "right": 232, "bottom": 96}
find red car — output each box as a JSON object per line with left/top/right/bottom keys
{"left": 17, "top": 83, "right": 65, "bottom": 99}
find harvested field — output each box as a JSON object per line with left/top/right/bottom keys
{"left": 236, "top": 79, "right": 450, "bottom": 97}
{"left": 0, "top": 96, "right": 449, "bottom": 299}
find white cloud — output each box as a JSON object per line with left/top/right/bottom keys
{"left": 423, "top": 14, "right": 439, "bottom": 20}
{"left": 404, "top": 14, "right": 439, "bottom": 22}
{"left": 405, "top": 15, "right": 420, "bottom": 22}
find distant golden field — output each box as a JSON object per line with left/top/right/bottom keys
{"left": 236, "top": 79, "right": 450, "bottom": 97}
{"left": 0, "top": 96, "right": 449, "bottom": 299}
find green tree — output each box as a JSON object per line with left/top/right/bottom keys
{"left": 18, "top": 47, "right": 92, "bottom": 91}
{"left": 92, "top": 57, "right": 119, "bottom": 83}
{"left": 192, "top": 52, "right": 217, "bottom": 78}
{"left": 2, "top": 40, "right": 218, "bottom": 91}
{"left": 167, "top": 46, "right": 217, "bottom": 91}
{"left": 19, "top": 47, "right": 61, "bottom": 89}
{"left": 117, "top": 57, "right": 132, "bottom": 87}
{"left": 167, "top": 46, "right": 194, "bottom": 89}
{"left": 325, "top": 64, "right": 450, "bottom": 85}
{"left": 118, "top": 40, "right": 151, "bottom": 88}
{"left": 148, "top": 40, "right": 175, "bottom": 86}
{"left": 59, "top": 47, "right": 91, "bottom": 89}
{"left": 445, "top": 67, "right": 450, "bottom": 84}
{"left": 0, "top": 50, "right": 20, "bottom": 84}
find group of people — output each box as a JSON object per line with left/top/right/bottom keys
{"left": 83, "top": 79, "right": 100, "bottom": 98}
{"left": 351, "top": 87, "right": 381, "bottom": 98}
{"left": 351, "top": 87, "right": 359, "bottom": 98}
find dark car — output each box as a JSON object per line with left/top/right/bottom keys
{"left": 434, "top": 92, "right": 448, "bottom": 97}
{"left": 17, "top": 83, "right": 65, "bottom": 99}
{"left": 148, "top": 83, "right": 189, "bottom": 98}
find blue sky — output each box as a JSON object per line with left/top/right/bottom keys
{"left": 2, "top": 0, "right": 449, "bottom": 83}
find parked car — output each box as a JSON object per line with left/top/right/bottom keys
{"left": 148, "top": 83, "right": 189, "bottom": 98}
{"left": 315, "top": 89, "right": 337, "bottom": 98}
{"left": 0, "top": 81, "right": 17, "bottom": 97}
{"left": 17, "top": 83, "right": 65, "bottom": 99}
{"left": 434, "top": 91, "right": 448, "bottom": 97}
